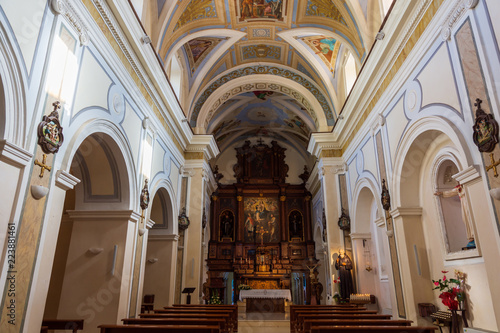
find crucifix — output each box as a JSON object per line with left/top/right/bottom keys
{"left": 486, "top": 153, "right": 500, "bottom": 177}
{"left": 255, "top": 226, "right": 269, "bottom": 246}
{"left": 34, "top": 154, "right": 51, "bottom": 178}
{"left": 257, "top": 137, "right": 264, "bottom": 145}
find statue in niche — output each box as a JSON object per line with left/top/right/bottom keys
{"left": 220, "top": 211, "right": 234, "bottom": 239}
{"left": 335, "top": 249, "right": 354, "bottom": 299}
{"left": 434, "top": 183, "right": 475, "bottom": 249}
{"left": 289, "top": 210, "right": 303, "bottom": 240}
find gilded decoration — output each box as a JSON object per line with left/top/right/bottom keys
{"left": 243, "top": 197, "right": 280, "bottom": 243}
{"left": 248, "top": 280, "right": 279, "bottom": 289}
{"left": 185, "top": 37, "right": 223, "bottom": 75}
{"left": 302, "top": 35, "right": 340, "bottom": 74}
{"left": 305, "top": 0, "right": 347, "bottom": 25}
{"left": 191, "top": 65, "right": 334, "bottom": 126}
{"left": 174, "top": 0, "right": 217, "bottom": 31}
{"left": 241, "top": 44, "right": 281, "bottom": 60}
{"left": 236, "top": 0, "right": 285, "bottom": 22}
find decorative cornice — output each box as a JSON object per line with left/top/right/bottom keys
{"left": 55, "top": 170, "right": 81, "bottom": 191}
{"left": 453, "top": 165, "right": 481, "bottom": 185}
{"left": 0, "top": 140, "right": 32, "bottom": 168}
{"left": 374, "top": 217, "right": 385, "bottom": 228}
{"left": 50, "top": 0, "right": 90, "bottom": 45}
{"left": 308, "top": 132, "right": 340, "bottom": 158}
{"left": 66, "top": 210, "right": 141, "bottom": 223}
{"left": 350, "top": 233, "right": 372, "bottom": 240}
{"left": 317, "top": 157, "right": 346, "bottom": 179}
{"left": 149, "top": 234, "right": 180, "bottom": 241}
{"left": 186, "top": 134, "right": 220, "bottom": 160}
{"left": 390, "top": 207, "right": 423, "bottom": 219}
{"left": 440, "top": 0, "right": 479, "bottom": 41}
{"left": 144, "top": 219, "right": 155, "bottom": 230}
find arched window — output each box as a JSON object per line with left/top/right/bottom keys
{"left": 344, "top": 52, "right": 357, "bottom": 96}
{"left": 169, "top": 56, "right": 182, "bottom": 99}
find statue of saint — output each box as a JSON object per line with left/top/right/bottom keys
{"left": 335, "top": 249, "right": 354, "bottom": 299}
{"left": 434, "top": 183, "right": 475, "bottom": 248}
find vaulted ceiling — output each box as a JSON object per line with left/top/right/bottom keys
{"left": 134, "top": 0, "right": 389, "bottom": 162}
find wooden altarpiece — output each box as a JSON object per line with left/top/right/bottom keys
{"left": 205, "top": 140, "right": 319, "bottom": 304}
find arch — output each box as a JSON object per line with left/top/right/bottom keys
{"left": 193, "top": 72, "right": 331, "bottom": 132}
{"left": 350, "top": 175, "right": 383, "bottom": 234}
{"left": 391, "top": 115, "right": 471, "bottom": 208}
{"left": 149, "top": 177, "right": 179, "bottom": 235}
{"left": 59, "top": 118, "right": 138, "bottom": 210}
{"left": 0, "top": 17, "right": 27, "bottom": 146}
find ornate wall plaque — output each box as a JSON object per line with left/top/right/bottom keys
{"left": 37, "top": 101, "right": 64, "bottom": 154}
{"left": 381, "top": 179, "right": 391, "bottom": 211}
{"left": 472, "top": 98, "right": 499, "bottom": 152}
{"left": 337, "top": 208, "right": 351, "bottom": 231}
{"left": 140, "top": 179, "right": 150, "bottom": 210}
{"left": 178, "top": 207, "right": 190, "bottom": 230}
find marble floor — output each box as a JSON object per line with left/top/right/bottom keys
{"left": 238, "top": 312, "right": 290, "bottom": 333}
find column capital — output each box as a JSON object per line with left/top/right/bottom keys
{"left": 0, "top": 140, "right": 32, "bottom": 168}
{"left": 186, "top": 134, "right": 220, "bottom": 161}
{"left": 390, "top": 207, "right": 423, "bottom": 219}
{"left": 55, "top": 170, "right": 81, "bottom": 191}
{"left": 317, "top": 157, "right": 347, "bottom": 179}
{"left": 452, "top": 165, "right": 481, "bottom": 185}
{"left": 374, "top": 217, "right": 385, "bottom": 228}
{"left": 307, "top": 132, "right": 340, "bottom": 158}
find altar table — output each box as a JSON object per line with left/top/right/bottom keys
{"left": 239, "top": 289, "right": 291, "bottom": 313}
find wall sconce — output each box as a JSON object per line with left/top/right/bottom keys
{"left": 88, "top": 247, "right": 104, "bottom": 255}
{"left": 31, "top": 185, "right": 49, "bottom": 200}
{"left": 148, "top": 258, "right": 158, "bottom": 263}
{"left": 138, "top": 228, "right": 147, "bottom": 236}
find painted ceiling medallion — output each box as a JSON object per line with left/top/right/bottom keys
{"left": 302, "top": 35, "right": 340, "bottom": 74}
{"left": 37, "top": 101, "right": 64, "bottom": 154}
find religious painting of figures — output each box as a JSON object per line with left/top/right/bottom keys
{"left": 289, "top": 210, "right": 304, "bottom": 241}
{"left": 249, "top": 151, "right": 272, "bottom": 178}
{"left": 185, "top": 37, "right": 221, "bottom": 74}
{"left": 243, "top": 197, "right": 280, "bottom": 243}
{"left": 237, "top": 0, "right": 285, "bottom": 22}
{"left": 301, "top": 35, "right": 340, "bottom": 74}
{"left": 219, "top": 210, "right": 235, "bottom": 241}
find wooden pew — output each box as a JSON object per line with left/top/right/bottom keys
{"left": 303, "top": 320, "right": 413, "bottom": 333}
{"left": 140, "top": 313, "right": 233, "bottom": 332}
{"left": 99, "top": 324, "right": 220, "bottom": 333}
{"left": 41, "top": 319, "right": 84, "bottom": 332}
{"left": 310, "top": 326, "right": 437, "bottom": 333}
{"left": 40, "top": 326, "right": 48, "bottom": 333}
{"left": 122, "top": 318, "right": 228, "bottom": 333}
{"left": 289, "top": 306, "right": 369, "bottom": 333}
{"left": 154, "top": 308, "right": 237, "bottom": 332}
{"left": 295, "top": 313, "right": 392, "bottom": 333}
{"left": 164, "top": 305, "right": 238, "bottom": 331}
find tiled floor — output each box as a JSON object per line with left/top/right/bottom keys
{"left": 238, "top": 312, "right": 290, "bottom": 333}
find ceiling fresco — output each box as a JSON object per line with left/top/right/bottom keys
{"left": 139, "top": 0, "right": 384, "bottom": 161}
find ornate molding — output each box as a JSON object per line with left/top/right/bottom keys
{"left": 390, "top": 207, "right": 423, "bottom": 219}
{"left": 350, "top": 233, "right": 372, "bottom": 240}
{"left": 374, "top": 217, "right": 385, "bottom": 228}
{"left": 146, "top": 219, "right": 156, "bottom": 229}
{"left": 50, "top": 0, "right": 90, "bottom": 45}
{"left": 0, "top": 140, "right": 32, "bottom": 168}
{"left": 441, "top": 0, "right": 480, "bottom": 41}
{"left": 55, "top": 170, "right": 81, "bottom": 191}
{"left": 453, "top": 165, "right": 481, "bottom": 185}
{"left": 66, "top": 210, "right": 141, "bottom": 223}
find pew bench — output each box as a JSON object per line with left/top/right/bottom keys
{"left": 290, "top": 305, "right": 368, "bottom": 332}
{"left": 303, "top": 320, "right": 413, "bottom": 333}
{"left": 140, "top": 313, "right": 233, "bottom": 332}
{"left": 154, "top": 309, "right": 237, "bottom": 332}
{"left": 295, "top": 314, "right": 392, "bottom": 333}
{"left": 99, "top": 324, "right": 220, "bottom": 333}
{"left": 163, "top": 306, "right": 237, "bottom": 331}
{"left": 40, "top": 326, "right": 48, "bottom": 333}
{"left": 310, "top": 326, "right": 437, "bottom": 333}
{"left": 122, "top": 317, "right": 228, "bottom": 333}
{"left": 42, "top": 319, "right": 84, "bottom": 333}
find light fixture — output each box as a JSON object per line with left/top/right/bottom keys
{"left": 141, "top": 35, "right": 152, "bottom": 45}
{"left": 376, "top": 31, "right": 385, "bottom": 40}
{"left": 363, "top": 239, "right": 373, "bottom": 272}
{"left": 31, "top": 185, "right": 49, "bottom": 200}
{"left": 138, "top": 228, "right": 147, "bottom": 236}
{"left": 490, "top": 188, "right": 500, "bottom": 200}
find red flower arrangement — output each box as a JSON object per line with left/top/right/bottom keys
{"left": 432, "top": 271, "right": 464, "bottom": 310}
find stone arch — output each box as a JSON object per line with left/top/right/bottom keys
{"left": 59, "top": 118, "right": 138, "bottom": 210}
{"left": 350, "top": 176, "right": 383, "bottom": 234}
{"left": 391, "top": 116, "right": 471, "bottom": 208}
{"left": 149, "top": 179, "right": 178, "bottom": 235}
{"left": 0, "top": 17, "right": 27, "bottom": 146}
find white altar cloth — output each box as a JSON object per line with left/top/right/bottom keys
{"left": 239, "top": 289, "right": 291, "bottom": 301}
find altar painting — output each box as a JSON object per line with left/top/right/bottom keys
{"left": 243, "top": 197, "right": 280, "bottom": 243}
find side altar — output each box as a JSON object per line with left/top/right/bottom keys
{"left": 203, "top": 140, "right": 322, "bottom": 307}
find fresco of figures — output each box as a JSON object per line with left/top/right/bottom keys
{"left": 243, "top": 197, "right": 280, "bottom": 243}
